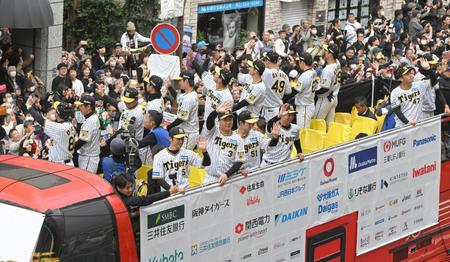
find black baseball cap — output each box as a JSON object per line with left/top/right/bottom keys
{"left": 169, "top": 127, "right": 188, "bottom": 139}
{"left": 147, "top": 75, "right": 163, "bottom": 90}
{"left": 263, "top": 51, "right": 279, "bottom": 64}
{"left": 114, "top": 42, "right": 122, "bottom": 48}
{"left": 422, "top": 53, "right": 439, "bottom": 65}
{"left": 238, "top": 110, "right": 258, "bottom": 124}
{"left": 74, "top": 95, "right": 95, "bottom": 106}
{"left": 57, "top": 63, "right": 68, "bottom": 70}
{"left": 247, "top": 60, "right": 265, "bottom": 75}
{"left": 218, "top": 111, "right": 234, "bottom": 120}
{"left": 282, "top": 104, "right": 297, "bottom": 115}
{"left": 214, "top": 66, "right": 232, "bottom": 84}
{"left": 174, "top": 71, "right": 195, "bottom": 81}
{"left": 325, "top": 44, "right": 340, "bottom": 57}
{"left": 395, "top": 66, "right": 416, "bottom": 80}
{"left": 298, "top": 52, "right": 313, "bottom": 66}
{"left": 122, "top": 87, "right": 139, "bottom": 103}
{"left": 55, "top": 101, "right": 72, "bottom": 120}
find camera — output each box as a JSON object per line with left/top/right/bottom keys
{"left": 120, "top": 117, "right": 140, "bottom": 172}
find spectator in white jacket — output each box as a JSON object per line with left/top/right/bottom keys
{"left": 344, "top": 13, "right": 362, "bottom": 45}
{"left": 120, "top": 21, "right": 151, "bottom": 51}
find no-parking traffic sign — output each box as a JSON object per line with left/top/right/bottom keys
{"left": 151, "top": 23, "right": 180, "bottom": 55}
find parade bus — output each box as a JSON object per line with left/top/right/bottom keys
{"left": 0, "top": 115, "right": 449, "bottom": 262}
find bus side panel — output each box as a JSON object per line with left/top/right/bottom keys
{"left": 106, "top": 195, "right": 139, "bottom": 262}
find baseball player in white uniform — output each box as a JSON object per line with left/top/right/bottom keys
{"left": 236, "top": 110, "right": 269, "bottom": 171}
{"left": 294, "top": 53, "right": 318, "bottom": 129}
{"left": 74, "top": 95, "right": 101, "bottom": 173}
{"left": 26, "top": 98, "right": 77, "bottom": 165}
{"left": 152, "top": 127, "right": 211, "bottom": 191}
{"left": 232, "top": 60, "right": 266, "bottom": 116}
{"left": 145, "top": 75, "right": 164, "bottom": 113}
{"left": 203, "top": 103, "right": 246, "bottom": 186}
{"left": 263, "top": 104, "right": 304, "bottom": 166}
{"left": 391, "top": 62, "right": 436, "bottom": 127}
{"left": 119, "top": 87, "right": 145, "bottom": 140}
{"left": 167, "top": 71, "right": 199, "bottom": 150}
{"left": 313, "top": 44, "right": 341, "bottom": 124}
{"left": 261, "top": 51, "right": 292, "bottom": 120}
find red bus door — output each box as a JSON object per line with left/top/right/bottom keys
{"left": 306, "top": 212, "right": 358, "bottom": 262}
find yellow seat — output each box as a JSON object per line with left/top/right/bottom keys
{"left": 334, "top": 112, "right": 352, "bottom": 126}
{"left": 324, "top": 122, "right": 352, "bottom": 148}
{"left": 310, "top": 118, "right": 327, "bottom": 134}
{"left": 351, "top": 116, "right": 377, "bottom": 139}
{"left": 300, "top": 129, "right": 325, "bottom": 154}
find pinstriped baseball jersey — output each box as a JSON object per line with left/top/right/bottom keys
{"left": 317, "top": 62, "right": 341, "bottom": 97}
{"left": 202, "top": 72, "right": 234, "bottom": 119}
{"left": 176, "top": 91, "right": 199, "bottom": 133}
{"left": 205, "top": 127, "right": 246, "bottom": 178}
{"left": 45, "top": 121, "right": 77, "bottom": 162}
{"left": 239, "top": 80, "right": 266, "bottom": 116}
{"left": 263, "top": 124, "right": 299, "bottom": 163}
{"left": 146, "top": 98, "right": 164, "bottom": 113}
{"left": 262, "top": 68, "right": 292, "bottom": 107}
{"left": 152, "top": 148, "right": 203, "bottom": 188}
{"left": 119, "top": 105, "right": 145, "bottom": 140}
{"left": 78, "top": 114, "right": 101, "bottom": 157}
{"left": 240, "top": 130, "right": 269, "bottom": 170}
{"left": 295, "top": 69, "right": 318, "bottom": 106}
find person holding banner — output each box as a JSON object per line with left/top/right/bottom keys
{"left": 152, "top": 127, "right": 210, "bottom": 192}
{"left": 204, "top": 102, "right": 246, "bottom": 186}
{"left": 263, "top": 104, "right": 305, "bottom": 166}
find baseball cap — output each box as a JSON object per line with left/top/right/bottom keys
{"left": 374, "top": 53, "right": 385, "bottom": 61}
{"left": 298, "top": 52, "right": 313, "bottom": 66}
{"left": 147, "top": 75, "right": 163, "bottom": 90}
{"left": 247, "top": 60, "right": 265, "bottom": 75}
{"left": 121, "top": 87, "right": 139, "bottom": 103}
{"left": 197, "top": 41, "right": 209, "bottom": 48}
{"left": 114, "top": 42, "right": 122, "bottom": 48}
{"left": 324, "top": 44, "right": 339, "bottom": 56}
{"left": 218, "top": 111, "right": 234, "bottom": 120}
{"left": 395, "top": 66, "right": 416, "bottom": 80}
{"left": 174, "top": 71, "right": 195, "bottom": 81}
{"left": 74, "top": 95, "right": 95, "bottom": 106}
{"left": 263, "top": 51, "right": 279, "bottom": 64}
{"left": 238, "top": 110, "right": 258, "bottom": 124}
{"left": 214, "top": 66, "right": 232, "bottom": 84}
{"left": 289, "top": 70, "right": 299, "bottom": 79}
{"left": 55, "top": 101, "right": 72, "bottom": 120}
{"left": 284, "top": 104, "right": 297, "bottom": 114}
{"left": 169, "top": 127, "right": 188, "bottom": 139}
{"left": 57, "top": 63, "right": 68, "bottom": 70}
{"left": 422, "top": 53, "right": 439, "bottom": 65}
{"left": 110, "top": 138, "right": 126, "bottom": 156}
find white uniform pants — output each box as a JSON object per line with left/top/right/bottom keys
{"left": 296, "top": 104, "right": 315, "bottom": 129}
{"left": 78, "top": 155, "right": 100, "bottom": 174}
{"left": 313, "top": 96, "right": 338, "bottom": 124}
{"left": 262, "top": 107, "right": 280, "bottom": 121}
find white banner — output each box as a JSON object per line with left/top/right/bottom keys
{"left": 140, "top": 117, "right": 441, "bottom": 260}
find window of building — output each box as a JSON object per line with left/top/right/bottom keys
{"left": 327, "top": 0, "right": 380, "bottom": 28}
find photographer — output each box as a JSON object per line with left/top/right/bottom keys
{"left": 103, "top": 137, "right": 142, "bottom": 182}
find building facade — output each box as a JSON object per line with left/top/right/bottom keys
{"left": 184, "top": 0, "right": 403, "bottom": 45}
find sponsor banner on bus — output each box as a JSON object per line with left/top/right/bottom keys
{"left": 140, "top": 118, "right": 441, "bottom": 261}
